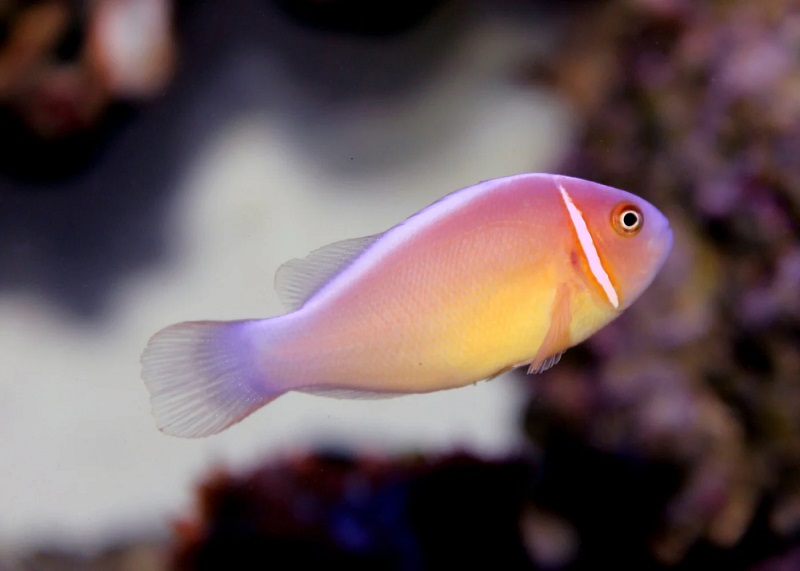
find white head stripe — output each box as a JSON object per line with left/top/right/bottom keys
{"left": 558, "top": 184, "right": 620, "bottom": 308}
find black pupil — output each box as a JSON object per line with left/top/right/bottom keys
{"left": 622, "top": 211, "right": 639, "bottom": 228}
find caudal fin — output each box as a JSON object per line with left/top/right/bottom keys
{"left": 140, "top": 320, "right": 279, "bottom": 438}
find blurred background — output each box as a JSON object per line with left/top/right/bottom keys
{"left": 0, "top": 0, "right": 798, "bottom": 569}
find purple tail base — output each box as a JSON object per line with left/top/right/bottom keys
{"left": 140, "top": 320, "right": 278, "bottom": 438}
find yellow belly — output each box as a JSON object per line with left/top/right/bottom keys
{"left": 273, "top": 261, "right": 561, "bottom": 393}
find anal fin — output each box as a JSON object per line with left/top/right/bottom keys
{"left": 527, "top": 284, "right": 572, "bottom": 375}
{"left": 298, "top": 386, "right": 405, "bottom": 400}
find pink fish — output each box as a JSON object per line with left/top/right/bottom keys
{"left": 141, "top": 174, "right": 672, "bottom": 437}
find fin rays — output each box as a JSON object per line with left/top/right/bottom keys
{"left": 141, "top": 320, "right": 278, "bottom": 437}
{"left": 274, "top": 234, "right": 382, "bottom": 310}
{"left": 528, "top": 284, "right": 572, "bottom": 374}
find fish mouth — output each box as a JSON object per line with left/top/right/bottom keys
{"left": 644, "top": 232, "right": 673, "bottom": 288}
{"left": 656, "top": 224, "right": 675, "bottom": 269}
{"left": 646, "top": 207, "right": 674, "bottom": 269}
{"left": 642, "top": 223, "right": 674, "bottom": 297}
{"left": 615, "top": 221, "right": 673, "bottom": 312}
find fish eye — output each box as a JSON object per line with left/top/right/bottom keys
{"left": 612, "top": 203, "right": 643, "bottom": 236}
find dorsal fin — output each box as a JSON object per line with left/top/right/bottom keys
{"left": 274, "top": 233, "right": 382, "bottom": 310}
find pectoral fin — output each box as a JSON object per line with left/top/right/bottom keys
{"left": 527, "top": 284, "right": 572, "bottom": 375}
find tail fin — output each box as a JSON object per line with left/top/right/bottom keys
{"left": 140, "top": 320, "right": 279, "bottom": 438}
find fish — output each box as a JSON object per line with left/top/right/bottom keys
{"left": 141, "top": 173, "right": 673, "bottom": 438}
